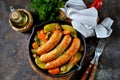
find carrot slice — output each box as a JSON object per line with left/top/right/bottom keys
{"left": 32, "top": 42, "right": 39, "bottom": 49}
{"left": 63, "top": 30, "right": 71, "bottom": 35}
{"left": 48, "top": 68, "right": 60, "bottom": 75}
{"left": 37, "top": 30, "right": 47, "bottom": 42}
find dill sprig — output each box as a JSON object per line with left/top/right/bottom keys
{"left": 30, "top": 0, "right": 66, "bottom": 21}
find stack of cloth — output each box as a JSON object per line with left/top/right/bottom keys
{"left": 60, "top": 0, "right": 114, "bottom": 38}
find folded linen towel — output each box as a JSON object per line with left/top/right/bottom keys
{"left": 60, "top": 0, "right": 114, "bottom": 38}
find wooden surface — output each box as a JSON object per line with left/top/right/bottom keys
{"left": 0, "top": 0, "right": 120, "bottom": 80}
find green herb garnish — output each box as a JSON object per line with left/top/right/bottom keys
{"left": 30, "top": 0, "right": 66, "bottom": 21}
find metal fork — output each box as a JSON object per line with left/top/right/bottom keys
{"left": 81, "top": 39, "right": 107, "bottom": 80}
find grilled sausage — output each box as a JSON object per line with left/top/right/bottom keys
{"left": 37, "top": 30, "right": 62, "bottom": 55}
{"left": 45, "top": 38, "right": 81, "bottom": 69}
{"left": 39, "top": 35, "right": 72, "bottom": 63}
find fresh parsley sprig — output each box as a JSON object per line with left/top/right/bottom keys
{"left": 30, "top": 0, "right": 66, "bottom": 21}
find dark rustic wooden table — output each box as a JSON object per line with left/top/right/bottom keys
{"left": 0, "top": 0, "right": 120, "bottom": 80}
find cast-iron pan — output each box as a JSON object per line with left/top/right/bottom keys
{"left": 28, "top": 20, "right": 86, "bottom": 77}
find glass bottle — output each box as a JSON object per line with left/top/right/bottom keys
{"left": 9, "top": 6, "right": 28, "bottom": 28}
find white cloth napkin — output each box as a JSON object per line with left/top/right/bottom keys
{"left": 60, "top": 0, "right": 114, "bottom": 38}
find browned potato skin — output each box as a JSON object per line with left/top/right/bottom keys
{"left": 45, "top": 38, "right": 81, "bottom": 69}
{"left": 39, "top": 35, "right": 72, "bottom": 63}
{"left": 37, "top": 30, "right": 62, "bottom": 55}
